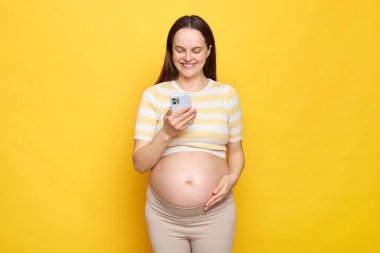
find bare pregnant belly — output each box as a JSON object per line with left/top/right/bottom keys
{"left": 149, "top": 151, "right": 229, "bottom": 208}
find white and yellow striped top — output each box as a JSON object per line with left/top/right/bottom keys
{"left": 134, "top": 78, "right": 242, "bottom": 159}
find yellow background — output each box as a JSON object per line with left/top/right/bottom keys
{"left": 1, "top": 0, "right": 379, "bottom": 252}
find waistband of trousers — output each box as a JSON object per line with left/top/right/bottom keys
{"left": 146, "top": 185, "right": 234, "bottom": 218}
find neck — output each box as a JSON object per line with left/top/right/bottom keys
{"left": 175, "top": 75, "right": 209, "bottom": 92}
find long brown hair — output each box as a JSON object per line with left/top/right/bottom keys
{"left": 155, "top": 15, "right": 217, "bottom": 84}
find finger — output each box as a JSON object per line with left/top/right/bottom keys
{"left": 168, "top": 110, "right": 193, "bottom": 127}
{"left": 171, "top": 108, "right": 196, "bottom": 127}
{"left": 164, "top": 108, "right": 172, "bottom": 123}
{"left": 172, "top": 107, "right": 196, "bottom": 121}
{"left": 175, "top": 113, "right": 196, "bottom": 128}
{"left": 205, "top": 195, "right": 226, "bottom": 210}
{"left": 166, "top": 107, "right": 172, "bottom": 116}
{"left": 207, "top": 186, "right": 230, "bottom": 207}
{"left": 213, "top": 181, "right": 224, "bottom": 195}
{"left": 204, "top": 182, "right": 225, "bottom": 208}
{"left": 205, "top": 196, "right": 217, "bottom": 209}
{"left": 177, "top": 113, "right": 197, "bottom": 130}
{"left": 205, "top": 190, "right": 223, "bottom": 207}
{"left": 172, "top": 105, "right": 191, "bottom": 117}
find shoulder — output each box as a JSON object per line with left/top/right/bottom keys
{"left": 141, "top": 81, "right": 173, "bottom": 97}
{"left": 209, "top": 79, "right": 239, "bottom": 98}
{"left": 143, "top": 81, "right": 177, "bottom": 96}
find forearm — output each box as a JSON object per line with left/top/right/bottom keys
{"left": 227, "top": 145, "right": 245, "bottom": 186}
{"left": 133, "top": 106, "right": 197, "bottom": 173}
{"left": 132, "top": 129, "right": 171, "bottom": 173}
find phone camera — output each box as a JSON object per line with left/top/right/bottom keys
{"left": 172, "top": 97, "right": 179, "bottom": 104}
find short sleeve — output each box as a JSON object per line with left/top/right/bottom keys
{"left": 227, "top": 87, "right": 242, "bottom": 142}
{"left": 134, "top": 87, "right": 159, "bottom": 141}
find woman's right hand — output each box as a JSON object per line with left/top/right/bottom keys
{"left": 161, "top": 106, "right": 196, "bottom": 139}
{"left": 133, "top": 106, "right": 196, "bottom": 173}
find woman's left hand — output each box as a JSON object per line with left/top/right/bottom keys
{"left": 204, "top": 174, "right": 237, "bottom": 211}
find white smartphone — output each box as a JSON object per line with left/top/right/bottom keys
{"left": 170, "top": 94, "right": 192, "bottom": 113}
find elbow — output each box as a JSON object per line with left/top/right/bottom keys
{"left": 133, "top": 161, "right": 146, "bottom": 174}
{"left": 133, "top": 162, "right": 147, "bottom": 174}
{"left": 132, "top": 154, "right": 148, "bottom": 174}
{"left": 133, "top": 164, "right": 144, "bottom": 174}
{"left": 135, "top": 167, "right": 146, "bottom": 174}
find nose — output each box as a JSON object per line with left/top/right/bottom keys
{"left": 185, "top": 51, "right": 192, "bottom": 61}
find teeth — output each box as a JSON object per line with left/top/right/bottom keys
{"left": 182, "top": 63, "right": 194, "bottom": 68}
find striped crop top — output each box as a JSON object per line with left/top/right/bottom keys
{"left": 134, "top": 78, "right": 242, "bottom": 159}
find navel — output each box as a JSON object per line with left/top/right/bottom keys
{"left": 185, "top": 179, "right": 194, "bottom": 185}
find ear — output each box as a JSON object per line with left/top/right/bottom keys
{"left": 207, "top": 45, "right": 212, "bottom": 57}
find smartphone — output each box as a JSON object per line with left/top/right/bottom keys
{"left": 170, "top": 94, "right": 192, "bottom": 113}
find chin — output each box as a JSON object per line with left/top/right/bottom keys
{"left": 179, "top": 69, "right": 203, "bottom": 79}
{"left": 180, "top": 73, "right": 197, "bottom": 79}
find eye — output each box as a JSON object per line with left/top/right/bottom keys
{"left": 174, "top": 47, "right": 185, "bottom": 53}
{"left": 192, "top": 48, "right": 202, "bottom": 54}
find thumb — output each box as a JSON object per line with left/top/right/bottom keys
{"left": 166, "top": 107, "right": 172, "bottom": 116}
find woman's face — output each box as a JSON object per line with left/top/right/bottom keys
{"left": 172, "top": 28, "right": 210, "bottom": 80}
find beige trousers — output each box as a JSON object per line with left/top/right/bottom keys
{"left": 145, "top": 186, "right": 236, "bottom": 253}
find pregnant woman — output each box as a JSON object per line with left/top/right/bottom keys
{"left": 132, "top": 15, "right": 245, "bottom": 253}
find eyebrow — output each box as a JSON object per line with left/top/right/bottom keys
{"left": 174, "top": 46, "right": 203, "bottom": 50}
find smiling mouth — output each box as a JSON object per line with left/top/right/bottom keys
{"left": 181, "top": 63, "right": 196, "bottom": 69}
